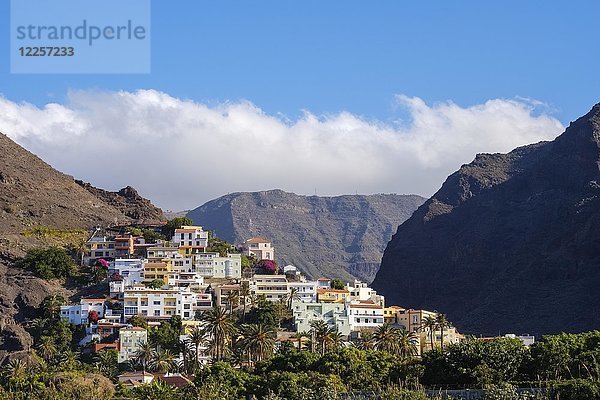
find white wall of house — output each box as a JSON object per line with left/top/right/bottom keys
{"left": 123, "top": 287, "right": 197, "bottom": 320}
{"left": 60, "top": 300, "right": 105, "bottom": 325}
{"left": 118, "top": 327, "right": 148, "bottom": 363}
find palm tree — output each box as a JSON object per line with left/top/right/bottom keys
{"left": 374, "top": 323, "right": 400, "bottom": 354}
{"left": 56, "top": 349, "right": 80, "bottom": 371}
{"left": 239, "top": 323, "right": 276, "bottom": 364}
{"left": 326, "top": 329, "right": 344, "bottom": 351}
{"left": 226, "top": 291, "right": 240, "bottom": 313}
{"left": 274, "top": 298, "right": 289, "bottom": 328}
{"left": 188, "top": 326, "right": 204, "bottom": 366}
{"left": 2, "top": 359, "right": 27, "bottom": 381}
{"left": 133, "top": 341, "right": 155, "bottom": 372}
{"left": 355, "top": 329, "right": 375, "bottom": 350}
{"left": 286, "top": 287, "right": 302, "bottom": 309}
{"left": 397, "top": 328, "right": 419, "bottom": 358}
{"left": 420, "top": 315, "right": 438, "bottom": 352}
{"left": 179, "top": 340, "right": 196, "bottom": 374}
{"left": 41, "top": 294, "right": 65, "bottom": 319}
{"left": 151, "top": 348, "right": 177, "bottom": 373}
{"left": 28, "top": 317, "right": 49, "bottom": 340}
{"left": 239, "top": 281, "right": 251, "bottom": 322}
{"left": 36, "top": 336, "right": 57, "bottom": 361}
{"left": 310, "top": 320, "right": 329, "bottom": 355}
{"left": 94, "top": 349, "right": 118, "bottom": 378}
{"left": 199, "top": 305, "right": 236, "bottom": 361}
{"left": 435, "top": 313, "right": 451, "bottom": 350}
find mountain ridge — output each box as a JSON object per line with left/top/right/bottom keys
{"left": 372, "top": 103, "right": 600, "bottom": 335}
{"left": 187, "top": 189, "right": 425, "bottom": 282}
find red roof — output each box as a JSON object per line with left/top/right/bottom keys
{"left": 154, "top": 373, "right": 193, "bottom": 388}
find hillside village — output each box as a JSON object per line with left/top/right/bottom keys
{"left": 58, "top": 222, "right": 475, "bottom": 386}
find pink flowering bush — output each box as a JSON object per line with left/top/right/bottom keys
{"left": 260, "top": 259, "right": 278, "bottom": 274}
{"left": 97, "top": 259, "right": 109, "bottom": 268}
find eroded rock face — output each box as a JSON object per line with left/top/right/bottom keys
{"left": 188, "top": 190, "right": 425, "bottom": 282}
{"left": 373, "top": 103, "right": 600, "bottom": 336}
{"left": 75, "top": 182, "right": 164, "bottom": 222}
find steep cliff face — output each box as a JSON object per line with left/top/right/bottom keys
{"left": 372, "top": 104, "right": 600, "bottom": 335}
{"left": 187, "top": 190, "right": 425, "bottom": 282}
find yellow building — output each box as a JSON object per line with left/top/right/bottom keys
{"left": 388, "top": 306, "right": 464, "bottom": 355}
{"left": 143, "top": 258, "right": 171, "bottom": 283}
{"left": 317, "top": 288, "right": 350, "bottom": 303}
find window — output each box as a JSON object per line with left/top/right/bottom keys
{"left": 154, "top": 310, "right": 160, "bottom": 316}
{"left": 153, "top": 300, "right": 160, "bottom": 305}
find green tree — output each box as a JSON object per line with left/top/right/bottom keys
{"left": 146, "top": 279, "right": 164, "bottom": 289}
{"left": 226, "top": 291, "right": 239, "bottom": 313}
{"left": 199, "top": 305, "right": 236, "bottom": 361}
{"left": 133, "top": 341, "right": 155, "bottom": 373}
{"left": 128, "top": 314, "right": 148, "bottom": 329}
{"left": 397, "top": 328, "right": 419, "bottom": 358}
{"left": 18, "top": 247, "right": 76, "bottom": 280}
{"left": 149, "top": 317, "right": 182, "bottom": 352}
{"left": 354, "top": 329, "right": 375, "bottom": 351}
{"left": 330, "top": 279, "right": 345, "bottom": 290}
{"left": 162, "top": 217, "right": 194, "bottom": 238}
{"left": 41, "top": 294, "right": 66, "bottom": 319}
{"left": 239, "top": 323, "right": 277, "bottom": 365}
{"left": 93, "top": 349, "right": 119, "bottom": 380}
{"left": 420, "top": 315, "right": 438, "bottom": 352}
{"left": 374, "top": 322, "right": 401, "bottom": 354}
{"left": 435, "top": 313, "right": 451, "bottom": 350}
{"left": 151, "top": 348, "right": 177, "bottom": 373}
{"left": 286, "top": 287, "right": 301, "bottom": 309}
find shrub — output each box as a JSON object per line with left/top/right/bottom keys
{"left": 18, "top": 246, "right": 76, "bottom": 280}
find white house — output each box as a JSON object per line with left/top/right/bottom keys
{"left": 172, "top": 226, "right": 209, "bottom": 249}
{"left": 287, "top": 280, "right": 317, "bottom": 303}
{"left": 250, "top": 275, "right": 288, "bottom": 302}
{"left": 346, "top": 280, "right": 385, "bottom": 306}
{"left": 292, "top": 301, "right": 350, "bottom": 336}
{"left": 193, "top": 252, "right": 242, "bottom": 279}
{"left": 60, "top": 298, "right": 105, "bottom": 325}
{"left": 244, "top": 237, "right": 275, "bottom": 261}
{"left": 118, "top": 327, "right": 148, "bottom": 363}
{"left": 347, "top": 302, "right": 385, "bottom": 332}
{"left": 123, "top": 285, "right": 198, "bottom": 321}
{"left": 109, "top": 259, "right": 146, "bottom": 294}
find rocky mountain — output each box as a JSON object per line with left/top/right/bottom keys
{"left": 0, "top": 132, "right": 162, "bottom": 358}
{"left": 372, "top": 104, "right": 600, "bottom": 335}
{"left": 75, "top": 181, "right": 164, "bottom": 222}
{"left": 187, "top": 190, "right": 425, "bottom": 282}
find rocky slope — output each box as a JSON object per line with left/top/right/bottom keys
{"left": 187, "top": 190, "right": 425, "bottom": 282}
{"left": 0, "top": 132, "right": 162, "bottom": 359}
{"left": 372, "top": 104, "right": 600, "bottom": 335}
{"left": 75, "top": 181, "right": 164, "bottom": 222}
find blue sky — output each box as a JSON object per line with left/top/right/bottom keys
{"left": 0, "top": 1, "right": 597, "bottom": 208}
{"left": 1, "top": 1, "right": 598, "bottom": 123}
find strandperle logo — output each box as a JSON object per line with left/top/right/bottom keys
{"left": 15, "top": 20, "right": 147, "bottom": 46}
{"left": 10, "top": 0, "right": 151, "bottom": 74}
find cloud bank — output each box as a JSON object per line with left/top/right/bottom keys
{"left": 0, "top": 90, "right": 564, "bottom": 210}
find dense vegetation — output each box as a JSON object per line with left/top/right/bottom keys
{"left": 3, "top": 287, "right": 600, "bottom": 400}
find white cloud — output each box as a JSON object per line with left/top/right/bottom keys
{"left": 0, "top": 90, "right": 564, "bottom": 210}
